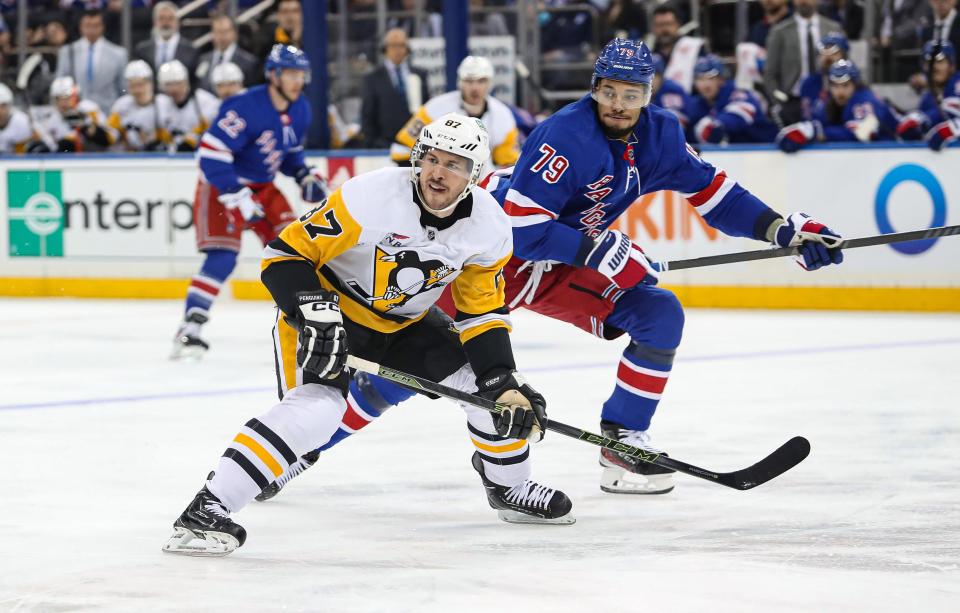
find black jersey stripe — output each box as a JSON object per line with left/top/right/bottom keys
{"left": 467, "top": 421, "right": 509, "bottom": 442}
{"left": 475, "top": 447, "right": 529, "bottom": 466}
{"left": 223, "top": 448, "right": 270, "bottom": 490}
{"left": 245, "top": 418, "right": 298, "bottom": 465}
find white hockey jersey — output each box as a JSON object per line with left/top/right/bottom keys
{"left": 162, "top": 88, "right": 219, "bottom": 149}
{"left": 392, "top": 90, "right": 520, "bottom": 168}
{"left": 107, "top": 93, "right": 175, "bottom": 151}
{"left": 262, "top": 166, "right": 513, "bottom": 340}
{"left": 0, "top": 108, "right": 34, "bottom": 153}
{"left": 30, "top": 99, "right": 107, "bottom": 150}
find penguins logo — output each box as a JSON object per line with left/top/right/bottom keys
{"left": 348, "top": 247, "right": 456, "bottom": 311}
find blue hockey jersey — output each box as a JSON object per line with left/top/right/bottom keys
{"left": 652, "top": 78, "right": 690, "bottom": 127}
{"left": 685, "top": 81, "right": 777, "bottom": 143}
{"left": 198, "top": 84, "right": 311, "bottom": 194}
{"left": 487, "top": 95, "right": 782, "bottom": 265}
{"left": 917, "top": 73, "right": 960, "bottom": 124}
{"left": 799, "top": 73, "right": 826, "bottom": 121}
{"left": 811, "top": 87, "right": 898, "bottom": 142}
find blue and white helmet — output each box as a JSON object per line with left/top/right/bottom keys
{"left": 265, "top": 44, "right": 310, "bottom": 80}
{"left": 923, "top": 40, "right": 956, "bottom": 65}
{"left": 592, "top": 38, "right": 655, "bottom": 89}
{"left": 694, "top": 54, "right": 726, "bottom": 79}
{"left": 818, "top": 32, "right": 850, "bottom": 55}
{"left": 827, "top": 59, "right": 861, "bottom": 84}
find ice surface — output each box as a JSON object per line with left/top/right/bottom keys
{"left": 1, "top": 298, "right": 958, "bottom": 612}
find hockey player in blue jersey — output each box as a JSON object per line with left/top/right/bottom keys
{"left": 651, "top": 52, "right": 689, "bottom": 127}
{"left": 777, "top": 60, "right": 898, "bottom": 152}
{"left": 798, "top": 32, "right": 849, "bottom": 121}
{"left": 254, "top": 38, "right": 845, "bottom": 501}
{"left": 686, "top": 55, "right": 777, "bottom": 144}
{"left": 172, "top": 44, "right": 329, "bottom": 358}
{"left": 896, "top": 41, "right": 960, "bottom": 151}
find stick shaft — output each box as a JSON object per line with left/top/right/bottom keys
{"left": 657, "top": 224, "right": 960, "bottom": 272}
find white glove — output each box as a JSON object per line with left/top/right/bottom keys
{"left": 218, "top": 186, "right": 263, "bottom": 221}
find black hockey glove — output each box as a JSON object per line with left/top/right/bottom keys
{"left": 293, "top": 290, "right": 348, "bottom": 379}
{"left": 476, "top": 370, "right": 547, "bottom": 442}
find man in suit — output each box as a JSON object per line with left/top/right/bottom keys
{"left": 764, "top": 0, "right": 842, "bottom": 124}
{"left": 922, "top": 0, "right": 960, "bottom": 52}
{"left": 56, "top": 9, "right": 128, "bottom": 113}
{"left": 196, "top": 14, "right": 260, "bottom": 93}
{"left": 360, "top": 28, "right": 428, "bottom": 149}
{"left": 133, "top": 1, "right": 199, "bottom": 78}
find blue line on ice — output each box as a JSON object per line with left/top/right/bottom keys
{"left": 2, "top": 337, "right": 958, "bottom": 411}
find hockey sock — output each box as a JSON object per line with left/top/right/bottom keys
{"left": 184, "top": 249, "right": 237, "bottom": 325}
{"left": 208, "top": 384, "right": 345, "bottom": 512}
{"left": 313, "top": 373, "right": 416, "bottom": 453}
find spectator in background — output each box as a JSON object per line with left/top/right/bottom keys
{"left": 56, "top": 9, "right": 127, "bottom": 113}
{"left": 30, "top": 75, "right": 112, "bottom": 152}
{"left": 922, "top": 0, "right": 960, "bottom": 51}
{"left": 686, "top": 54, "right": 777, "bottom": 144}
{"left": 651, "top": 5, "right": 683, "bottom": 64}
{"left": 777, "top": 60, "right": 898, "bottom": 151}
{"left": 157, "top": 59, "right": 218, "bottom": 151}
{"left": 897, "top": 41, "right": 960, "bottom": 149}
{"left": 0, "top": 83, "right": 35, "bottom": 153}
{"left": 820, "top": 0, "right": 864, "bottom": 39}
{"left": 799, "top": 32, "right": 849, "bottom": 119}
{"left": 17, "top": 16, "right": 68, "bottom": 105}
{"left": 360, "top": 27, "right": 428, "bottom": 148}
{"left": 106, "top": 60, "right": 172, "bottom": 152}
{"left": 134, "top": 1, "right": 199, "bottom": 77}
{"left": 257, "top": 0, "right": 302, "bottom": 57}
{"left": 196, "top": 14, "right": 259, "bottom": 93}
{"left": 210, "top": 61, "right": 245, "bottom": 100}
{"left": 748, "top": 0, "right": 792, "bottom": 47}
{"left": 651, "top": 52, "right": 689, "bottom": 127}
{"left": 764, "top": 0, "right": 843, "bottom": 125}
{"left": 603, "top": 0, "right": 648, "bottom": 40}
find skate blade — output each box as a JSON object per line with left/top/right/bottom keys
{"left": 600, "top": 466, "right": 675, "bottom": 495}
{"left": 170, "top": 341, "right": 207, "bottom": 361}
{"left": 162, "top": 527, "right": 239, "bottom": 556}
{"left": 497, "top": 510, "right": 576, "bottom": 525}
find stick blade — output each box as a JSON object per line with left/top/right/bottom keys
{"left": 723, "top": 436, "right": 811, "bottom": 490}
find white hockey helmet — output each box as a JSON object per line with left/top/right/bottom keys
{"left": 211, "top": 61, "right": 244, "bottom": 86}
{"left": 410, "top": 112, "right": 490, "bottom": 208}
{"left": 124, "top": 59, "right": 154, "bottom": 81}
{"left": 50, "top": 76, "right": 78, "bottom": 100}
{"left": 0, "top": 83, "right": 13, "bottom": 105}
{"left": 157, "top": 60, "right": 189, "bottom": 86}
{"left": 457, "top": 55, "right": 494, "bottom": 82}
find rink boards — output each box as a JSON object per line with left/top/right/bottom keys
{"left": 0, "top": 144, "right": 958, "bottom": 311}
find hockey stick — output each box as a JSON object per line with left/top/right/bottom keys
{"left": 346, "top": 356, "right": 810, "bottom": 491}
{"left": 654, "top": 224, "right": 960, "bottom": 272}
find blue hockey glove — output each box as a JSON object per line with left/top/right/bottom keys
{"left": 776, "top": 121, "right": 822, "bottom": 153}
{"left": 773, "top": 212, "right": 844, "bottom": 271}
{"left": 694, "top": 116, "right": 726, "bottom": 144}
{"left": 925, "top": 119, "right": 960, "bottom": 151}
{"left": 896, "top": 111, "right": 930, "bottom": 141}
{"left": 295, "top": 166, "right": 330, "bottom": 203}
{"left": 586, "top": 229, "right": 659, "bottom": 289}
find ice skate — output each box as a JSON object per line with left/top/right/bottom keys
{"left": 255, "top": 449, "right": 319, "bottom": 501}
{"left": 599, "top": 421, "right": 676, "bottom": 494}
{"left": 471, "top": 452, "right": 575, "bottom": 525}
{"left": 162, "top": 486, "right": 246, "bottom": 556}
{"left": 170, "top": 313, "right": 210, "bottom": 360}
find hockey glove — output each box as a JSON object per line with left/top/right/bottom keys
{"left": 477, "top": 370, "right": 547, "bottom": 442}
{"left": 586, "top": 228, "right": 658, "bottom": 289}
{"left": 218, "top": 186, "right": 264, "bottom": 222}
{"left": 294, "top": 166, "right": 330, "bottom": 203}
{"left": 776, "top": 120, "right": 822, "bottom": 153}
{"left": 772, "top": 212, "right": 844, "bottom": 271}
{"left": 896, "top": 111, "right": 930, "bottom": 141}
{"left": 694, "top": 116, "right": 726, "bottom": 144}
{"left": 925, "top": 118, "right": 960, "bottom": 151}
{"left": 294, "top": 290, "right": 348, "bottom": 379}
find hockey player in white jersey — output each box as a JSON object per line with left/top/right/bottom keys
{"left": 163, "top": 114, "right": 573, "bottom": 556}
{"left": 392, "top": 55, "right": 520, "bottom": 167}
{"left": 157, "top": 59, "right": 219, "bottom": 151}
{"left": 106, "top": 60, "right": 173, "bottom": 151}
{"left": 210, "top": 61, "right": 244, "bottom": 100}
{"left": 29, "top": 76, "right": 111, "bottom": 153}
{"left": 0, "top": 83, "right": 35, "bottom": 153}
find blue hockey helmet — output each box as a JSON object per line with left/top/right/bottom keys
{"left": 923, "top": 40, "right": 956, "bottom": 65}
{"left": 694, "top": 54, "right": 726, "bottom": 79}
{"left": 651, "top": 52, "right": 666, "bottom": 75}
{"left": 265, "top": 44, "right": 311, "bottom": 80}
{"left": 592, "top": 38, "right": 655, "bottom": 89}
{"left": 818, "top": 32, "right": 850, "bottom": 55}
{"left": 827, "top": 59, "right": 861, "bottom": 84}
